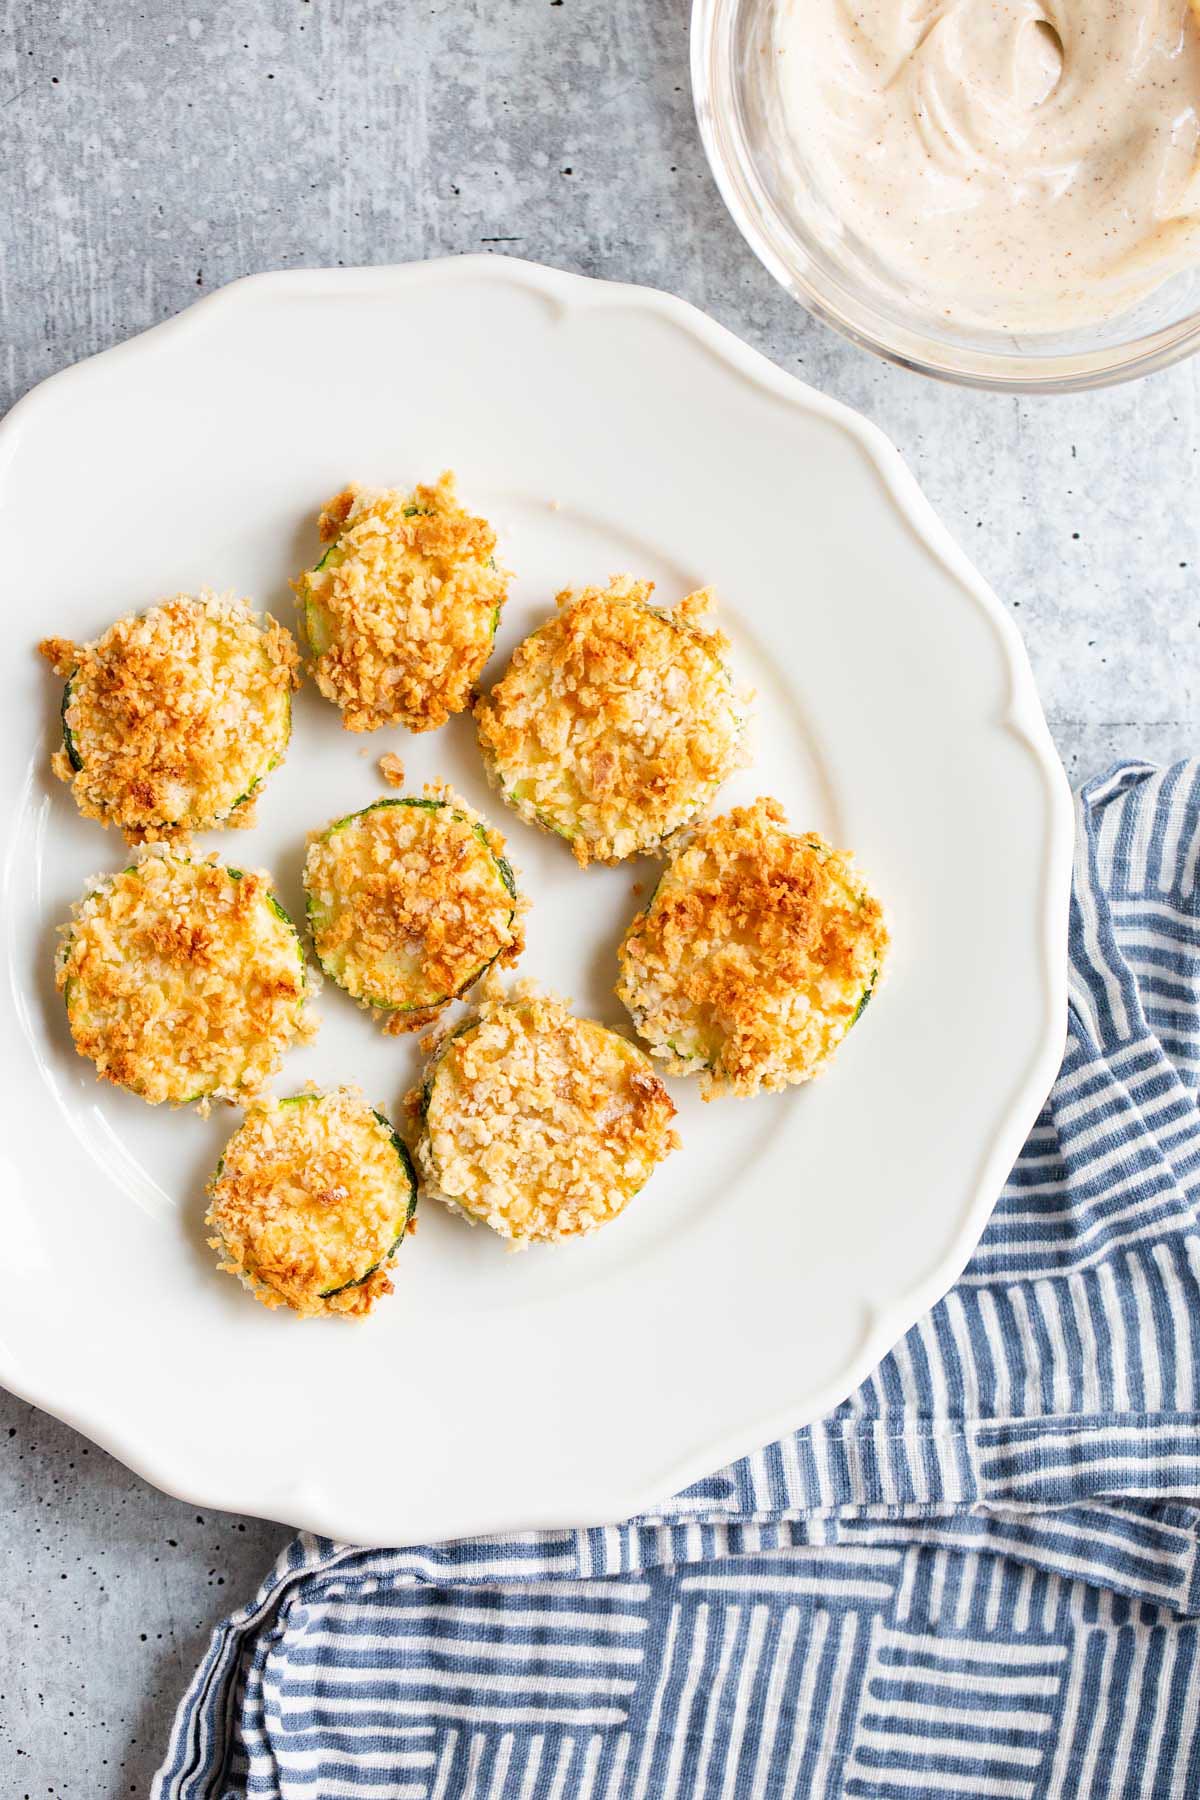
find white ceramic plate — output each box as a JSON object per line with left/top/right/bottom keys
{"left": 0, "top": 258, "right": 1071, "bottom": 1546}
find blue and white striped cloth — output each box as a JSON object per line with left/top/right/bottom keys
{"left": 155, "top": 761, "right": 1200, "bottom": 1800}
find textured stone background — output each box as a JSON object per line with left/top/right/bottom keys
{"left": 1, "top": 1, "right": 1197, "bottom": 1792}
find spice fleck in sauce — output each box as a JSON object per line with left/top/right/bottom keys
{"left": 772, "top": 0, "right": 1200, "bottom": 328}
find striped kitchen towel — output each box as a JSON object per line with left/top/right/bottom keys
{"left": 155, "top": 760, "right": 1200, "bottom": 1800}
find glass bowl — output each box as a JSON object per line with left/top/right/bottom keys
{"left": 692, "top": 0, "right": 1200, "bottom": 392}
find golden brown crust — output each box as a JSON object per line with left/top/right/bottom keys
{"left": 474, "top": 575, "right": 747, "bottom": 865}
{"left": 616, "top": 799, "right": 888, "bottom": 1098}
{"left": 294, "top": 471, "right": 508, "bottom": 733}
{"left": 56, "top": 850, "right": 312, "bottom": 1106}
{"left": 206, "top": 1087, "right": 414, "bottom": 1318}
{"left": 382, "top": 1004, "right": 442, "bottom": 1039}
{"left": 318, "top": 487, "right": 358, "bottom": 543}
{"left": 303, "top": 787, "right": 524, "bottom": 1028}
{"left": 41, "top": 593, "right": 299, "bottom": 845}
{"left": 38, "top": 637, "right": 77, "bottom": 677}
{"left": 415, "top": 987, "right": 679, "bottom": 1244}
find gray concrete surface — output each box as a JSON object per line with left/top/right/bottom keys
{"left": 1, "top": 1, "right": 1198, "bottom": 1793}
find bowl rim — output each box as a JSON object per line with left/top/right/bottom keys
{"left": 691, "top": 0, "right": 1200, "bottom": 394}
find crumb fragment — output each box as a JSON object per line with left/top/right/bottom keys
{"left": 38, "top": 637, "right": 76, "bottom": 676}
{"left": 379, "top": 752, "right": 405, "bottom": 788}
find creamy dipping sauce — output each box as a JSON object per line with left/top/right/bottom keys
{"left": 771, "top": 0, "right": 1200, "bottom": 329}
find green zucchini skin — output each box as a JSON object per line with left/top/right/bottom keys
{"left": 802, "top": 838, "right": 877, "bottom": 1031}
{"left": 318, "top": 1106, "right": 418, "bottom": 1297}
{"left": 493, "top": 850, "right": 517, "bottom": 901}
{"left": 226, "top": 1092, "right": 417, "bottom": 1301}
{"left": 418, "top": 1015, "right": 480, "bottom": 1121}
{"left": 266, "top": 889, "right": 303, "bottom": 945}
{"left": 228, "top": 875, "right": 307, "bottom": 986}
{"left": 61, "top": 676, "right": 83, "bottom": 771}
{"left": 305, "top": 798, "right": 518, "bottom": 1015}
{"left": 849, "top": 976, "right": 875, "bottom": 1029}
{"left": 227, "top": 692, "right": 290, "bottom": 812}
{"left": 499, "top": 774, "right": 574, "bottom": 844}
{"left": 303, "top": 594, "right": 332, "bottom": 659}
{"left": 304, "top": 539, "right": 343, "bottom": 655}
{"left": 372, "top": 1107, "right": 420, "bottom": 1200}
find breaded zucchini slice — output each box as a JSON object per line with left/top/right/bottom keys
{"left": 414, "top": 988, "right": 679, "bottom": 1245}
{"left": 55, "top": 850, "right": 313, "bottom": 1107}
{"left": 206, "top": 1089, "right": 417, "bottom": 1319}
{"left": 292, "top": 471, "right": 508, "bottom": 733}
{"left": 616, "top": 799, "right": 888, "bottom": 1099}
{"left": 38, "top": 592, "right": 299, "bottom": 844}
{"left": 474, "top": 575, "right": 747, "bottom": 866}
{"left": 303, "top": 791, "right": 524, "bottom": 1035}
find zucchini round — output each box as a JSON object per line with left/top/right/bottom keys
{"left": 291, "top": 473, "right": 507, "bottom": 733}
{"left": 44, "top": 593, "right": 298, "bottom": 843}
{"left": 206, "top": 1089, "right": 417, "bottom": 1318}
{"left": 303, "top": 794, "right": 522, "bottom": 1032}
{"left": 415, "top": 991, "right": 678, "bottom": 1245}
{"left": 474, "top": 575, "right": 746, "bottom": 865}
{"left": 55, "top": 851, "right": 311, "bottom": 1106}
{"left": 615, "top": 799, "right": 888, "bottom": 1098}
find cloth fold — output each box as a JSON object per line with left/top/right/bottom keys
{"left": 154, "top": 761, "right": 1200, "bottom": 1800}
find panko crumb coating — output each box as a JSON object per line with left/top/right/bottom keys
{"left": 303, "top": 786, "right": 525, "bottom": 1037}
{"left": 616, "top": 799, "right": 888, "bottom": 1099}
{"left": 206, "top": 1087, "right": 417, "bottom": 1319}
{"left": 39, "top": 592, "right": 299, "bottom": 845}
{"left": 413, "top": 985, "right": 679, "bottom": 1245}
{"left": 293, "top": 471, "right": 509, "bottom": 733}
{"left": 55, "top": 848, "right": 314, "bottom": 1108}
{"left": 474, "top": 575, "right": 748, "bottom": 866}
